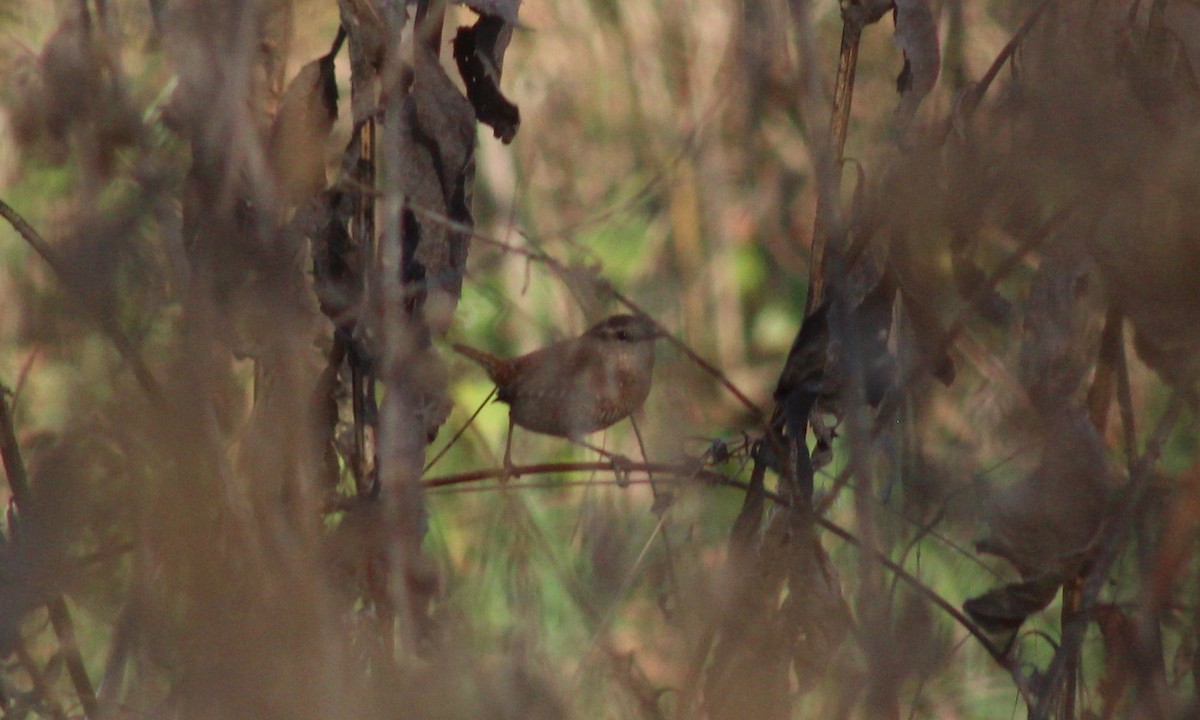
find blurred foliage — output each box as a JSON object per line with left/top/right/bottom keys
{"left": 2, "top": 0, "right": 1200, "bottom": 719}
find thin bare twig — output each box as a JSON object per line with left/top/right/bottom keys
{"left": 957, "top": 0, "right": 1055, "bottom": 118}
{"left": 424, "top": 455, "right": 1018, "bottom": 679}
{"left": 423, "top": 387, "right": 497, "bottom": 473}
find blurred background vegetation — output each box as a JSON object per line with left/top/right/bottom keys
{"left": 2, "top": 0, "right": 1200, "bottom": 718}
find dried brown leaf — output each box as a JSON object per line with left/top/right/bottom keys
{"left": 400, "top": 44, "right": 478, "bottom": 334}
{"left": 269, "top": 53, "right": 339, "bottom": 202}
{"left": 981, "top": 408, "right": 1115, "bottom": 578}
{"left": 1019, "top": 251, "right": 1103, "bottom": 411}
{"left": 893, "top": 0, "right": 941, "bottom": 129}
{"left": 1163, "top": 0, "right": 1200, "bottom": 87}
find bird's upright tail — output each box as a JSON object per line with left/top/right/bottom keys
{"left": 451, "top": 343, "right": 507, "bottom": 384}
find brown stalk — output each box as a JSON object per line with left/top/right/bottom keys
{"left": 805, "top": 21, "right": 857, "bottom": 314}
{"left": 1055, "top": 305, "right": 1130, "bottom": 719}
{"left": 1031, "top": 392, "right": 1189, "bottom": 720}
{"left": 804, "top": 0, "right": 892, "bottom": 312}
{"left": 14, "top": 643, "right": 70, "bottom": 720}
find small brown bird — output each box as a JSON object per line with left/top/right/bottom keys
{"left": 452, "top": 314, "right": 664, "bottom": 465}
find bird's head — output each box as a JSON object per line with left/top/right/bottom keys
{"left": 584, "top": 314, "right": 664, "bottom": 344}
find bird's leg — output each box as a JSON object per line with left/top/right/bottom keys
{"left": 501, "top": 420, "right": 516, "bottom": 482}
{"left": 570, "top": 436, "right": 634, "bottom": 486}
{"left": 630, "top": 415, "right": 671, "bottom": 512}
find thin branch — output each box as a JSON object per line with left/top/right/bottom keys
{"left": 424, "top": 460, "right": 722, "bottom": 488}
{"left": 424, "top": 456, "right": 1019, "bottom": 681}
{"left": 423, "top": 388, "right": 496, "bottom": 473}
{"left": 957, "top": 0, "right": 1054, "bottom": 118}
{"left": 45, "top": 598, "right": 99, "bottom": 719}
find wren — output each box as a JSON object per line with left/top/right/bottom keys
{"left": 452, "top": 314, "right": 664, "bottom": 465}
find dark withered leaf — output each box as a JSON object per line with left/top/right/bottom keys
{"left": 979, "top": 407, "right": 1114, "bottom": 578}
{"left": 1019, "top": 253, "right": 1102, "bottom": 411}
{"left": 893, "top": 0, "right": 940, "bottom": 129}
{"left": 851, "top": 270, "right": 898, "bottom": 406}
{"left": 453, "top": 14, "right": 520, "bottom": 144}
{"left": 900, "top": 290, "right": 955, "bottom": 386}
{"left": 951, "top": 252, "right": 1012, "bottom": 326}
{"left": 1163, "top": 2, "right": 1200, "bottom": 88}
{"left": 810, "top": 412, "right": 835, "bottom": 472}
{"left": 773, "top": 302, "right": 830, "bottom": 439}
{"left": 306, "top": 191, "right": 362, "bottom": 330}
{"left": 964, "top": 574, "right": 1061, "bottom": 634}
{"left": 774, "top": 302, "right": 830, "bottom": 399}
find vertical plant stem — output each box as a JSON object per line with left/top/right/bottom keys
{"left": 1, "top": 387, "right": 99, "bottom": 719}
{"left": 14, "top": 644, "right": 70, "bottom": 720}
{"left": 806, "top": 21, "right": 861, "bottom": 312}
{"left": 1031, "top": 392, "right": 1188, "bottom": 720}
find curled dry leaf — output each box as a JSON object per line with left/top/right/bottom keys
{"left": 400, "top": 43, "right": 478, "bottom": 334}
{"left": 306, "top": 191, "right": 362, "bottom": 331}
{"left": 1090, "top": 178, "right": 1200, "bottom": 388}
{"left": 454, "top": 0, "right": 521, "bottom": 25}
{"left": 980, "top": 407, "right": 1116, "bottom": 578}
{"left": 893, "top": 0, "right": 940, "bottom": 130}
{"left": 269, "top": 51, "right": 339, "bottom": 202}
{"left": 1163, "top": 0, "right": 1200, "bottom": 88}
{"left": 773, "top": 302, "right": 830, "bottom": 441}
{"left": 453, "top": 13, "right": 521, "bottom": 144}
{"left": 1019, "top": 249, "right": 1104, "bottom": 412}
